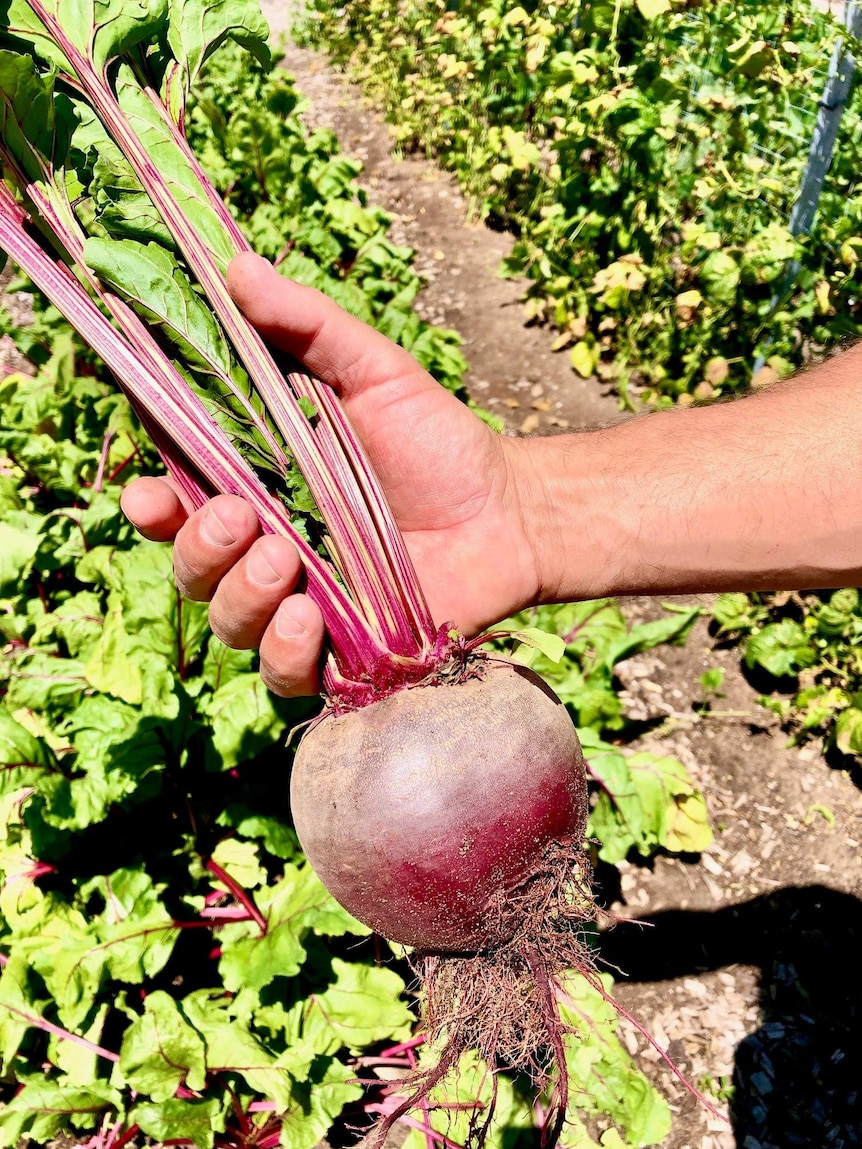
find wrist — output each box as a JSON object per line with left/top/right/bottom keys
{"left": 503, "top": 430, "right": 637, "bottom": 606}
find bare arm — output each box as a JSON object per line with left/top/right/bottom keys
{"left": 517, "top": 345, "right": 862, "bottom": 604}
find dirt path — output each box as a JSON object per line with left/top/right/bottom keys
{"left": 273, "top": 24, "right": 620, "bottom": 437}
{"left": 265, "top": 11, "right": 862, "bottom": 1148}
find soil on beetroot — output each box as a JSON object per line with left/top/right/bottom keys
{"left": 265, "top": 12, "right": 862, "bottom": 1148}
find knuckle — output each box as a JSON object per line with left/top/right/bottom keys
{"left": 173, "top": 555, "right": 211, "bottom": 601}
{"left": 259, "top": 661, "right": 298, "bottom": 699}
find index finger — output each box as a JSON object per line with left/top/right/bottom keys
{"left": 121, "top": 476, "right": 189, "bottom": 542}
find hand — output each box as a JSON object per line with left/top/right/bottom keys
{"left": 121, "top": 253, "right": 542, "bottom": 696}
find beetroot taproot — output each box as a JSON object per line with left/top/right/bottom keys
{"left": 291, "top": 656, "right": 597, "bottom": 1146}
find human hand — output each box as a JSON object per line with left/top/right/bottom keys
{"left": 121, "top": 253, "right": 543, "bottom": 696}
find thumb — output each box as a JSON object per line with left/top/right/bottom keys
{"left": 226, "top": 252, "right": 434, "bottom": 402}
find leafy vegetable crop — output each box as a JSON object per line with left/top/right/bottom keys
{"left": 715, "top": 589, "right": 862, "bottom": 758}
{"left": 0, "top": 14, "right": 715, "bottom": 1149}
{"left": 0, "top": 304, "right": 707, "bottom": 1147}
{"left": 301, "top": 0, "right": 862, "bottom": 404}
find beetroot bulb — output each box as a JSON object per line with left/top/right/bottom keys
{"left": 292, "top": 656, "right": 597, "bottom": 1146}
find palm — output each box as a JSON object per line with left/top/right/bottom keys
{"left": 343, "top": 376, "right": 536, "bottom": 635}
{"left": 124, "top": 257, "right": 544, "bottom": 698}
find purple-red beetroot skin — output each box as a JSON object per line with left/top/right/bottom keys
{"left": 290, "top": 660, "right": 587, "bottom": 952}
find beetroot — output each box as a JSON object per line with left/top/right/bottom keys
{"left": 291, "top": 660, "right": 587, "bottom": 950}
{"left": 291, "top": 657, "right": 596, "bottom": 1145}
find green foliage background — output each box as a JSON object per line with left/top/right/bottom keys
{"left": 300, "top": 0, "right": 862, "bottom": 403}
{"left": 0, "top": 36, "right": 715, "bottom": 1149}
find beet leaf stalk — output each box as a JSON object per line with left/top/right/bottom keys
{"left": 0, "top": 5, "right": 603, "bottom": 1146}
{"left": 0, "top": 0, "right": 446, "bottom": 702}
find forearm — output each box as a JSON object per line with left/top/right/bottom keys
{"left": 518, "top": 344, "right": 862, "bottom": 602}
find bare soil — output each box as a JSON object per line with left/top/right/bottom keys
{"left": 265, "top": 12, "right": 862, "bottom": 1148}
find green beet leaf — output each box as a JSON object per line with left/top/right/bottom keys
{"left": 276, "top": 1057, "right": 363, "bottom": 1149}
{"left": 3, "top": 650, "right": 88, "bottom": 715}
{"left": 218, "top": 863, "right": 367, "bottom": 994}
{"left": 744, "top": 618, "right": 818, "bottom": 678}
{"left": 82, "top": 868, "right": 180, "bottom": 984}
{"left": 85, "top": 236, "right": 233, "bottom": 377}
{"left": 118, "top": 989, "right": 207, "bottom": 1101}
{"left": 5, "top": 0, "right": 168, "bottom": 76}
{"left": 586, "top": 737, "right": 712, "bottom": 863}
{"left": 0, "top": 517, "right": 41, "bottom": 596}
{"left": 0, "top": 953, "right": 48, "bottom": 1074}
{"left": 292, "top": 957, "right": 413, "bottom": 1057}
{"left": 47, "top": 1001, "right": 109, "bottom": 1085}
{"left": 83, "top": 544, "right": 209, "bottom": 703}
{"left": 181, "top": 988, "right": 296, "bottom": 1110}
{"left": 0, "top": 50, "right": 72, "bottom": 182}
{"left": 215, "top": 803, "right": 299, "bottom": 860}
{"left": 0, "top": 710, "right": 58, "bottom": 796}
{"left": 30, "top": 590, "right": 104, "bottom": 659}
{"left": 114, "top": 66, "right": 236, "bottom": 270}
{"left": 209, "top": 837, "right": 266, "bottom": 889}
{"left": 167, "top": 0, "right": 270, "bottom": 94}
{"left": 199, "top": 673, "right": 288, "bottom": 771}
{"left": 557, "top": 973, "right": 672, "bottom": 1146}
{"left": 132, "top": 1095, "right": 226, "bottom": 1149}
{"left": 0, "top": 1078, "right": 123, "bottom": 1148}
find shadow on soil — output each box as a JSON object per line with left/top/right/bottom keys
{"left": 599, "top": 885, "right": 862, "bottom": 1148}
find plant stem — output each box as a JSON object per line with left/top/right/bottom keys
{"left": 0, "top": 1000, "right": 119, "bottom": 1062}
{"left": 0, "top": 185, "right": 379, "bottom": 683}
{"left": 205, "top": 858, "right": 267, "bottom": 935}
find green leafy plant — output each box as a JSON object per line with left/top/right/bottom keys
{"left": 715, "top": 589, "right": 862, "bottom": 755}
{"left": 301, "top": 0, "right": 862, "bottom": 404}
{"left": 0, "top": 306, "right": 694, "bottom": 1149}
{"left": 498, "top": 600, "right": 712, "bottom": 864}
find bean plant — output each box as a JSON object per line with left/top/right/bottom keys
{"left": 302, "top": 0, "right": 862, "bottom": 758}
{"left": 301, "top": 0, "right": 862, "bottom": 403}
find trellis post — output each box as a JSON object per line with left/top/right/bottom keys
{"left": 753, "top": 0, "right": 862, "bottom": 374}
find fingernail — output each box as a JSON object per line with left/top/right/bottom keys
{"left": 276, "top": 605, "right": 307, "bottom": 639}
{"left": 202, "top": 506, "right": 235, "bottom": 547}
{"left": 247, "top": 548, "right": 283, "bottom": 587}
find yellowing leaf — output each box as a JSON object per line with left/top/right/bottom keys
{"left": 570, "top": 340, "right": 597, "bottom": 378}
{"left": 510, "top": 627, "right": 566, "bottom": 663}
{"left": 635, "top": 0, "right": 671, "bottom": 19}
{"left": 705, "top": 356, "right": 730, "bottom": 385}
{"left": 501, "top": 125, "right": 541, "bottom": 170}
{"left": 501, "top": 6, "right": 530, "bottom": 27}
{"left": 664, "top": 791, "right": 714, "bottom": 854}
{"left": 592, "top": 261, "right": 647, "bottom": 306}
{"left": 675, "top": 289, "right": 704, "bottom": 326}
{"left": 525, "top": 34, "right": 549, "bottom": 73}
